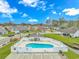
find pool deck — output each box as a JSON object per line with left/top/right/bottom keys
{"left": 11, "top": 37, "right": 68, "bottom": 53}
{"left": 13, "top": 37, "right": 67, "bottom": 48}
{"left": 6, "top": 52, "right": 63, "bottom": 59}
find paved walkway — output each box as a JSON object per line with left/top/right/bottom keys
{"left": 6, "top": 52, "right": 63, "bottom": 59}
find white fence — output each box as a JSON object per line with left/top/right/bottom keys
{"left": 11, "top": 46, "right": 68, "bottom": 53}
{"left": 11, "top": 37, "right": 68, "bottom": 53}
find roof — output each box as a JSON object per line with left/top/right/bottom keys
{"left": 0, "top": 27, "right": 7, "bottom": 33}
{"left": 6, "top": 25, "right": 27, "bottom": 31}
{"left": 58, "top": 27, "right": 79, "bottom": 33}
{"left": 0, "top": 37, "right": 10, "bottom": 41}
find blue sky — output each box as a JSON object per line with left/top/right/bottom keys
{"left": 0, "top": 0, "right": 79, "bottom": 24}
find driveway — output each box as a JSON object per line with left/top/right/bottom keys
{"left": 6, "top": 52, "right": 62, "bottom": 59}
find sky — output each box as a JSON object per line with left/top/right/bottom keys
{"left": 0, "top": 0, "right": 79, "bottom": 24}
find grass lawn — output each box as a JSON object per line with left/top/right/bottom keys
{"left": 0, "top": 42, "right": 16, "bottom": 59}
{"left": 43, "top": 34, "right": 79, "bottom": 45}
{"left": 65, "top": 50, "right": 79, "bottom": 59}
{"left": 43, "top": 33, "right": 79, "bottom": 59}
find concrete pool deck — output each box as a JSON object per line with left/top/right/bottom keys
{"left": 11, "top": 37, "right": 68, "bottom": 53}
{"left": 6, "top": 52, "right": 62, "bottom": 59}
{"left": 12, "top": 37, "right": 67, "bottom": 48}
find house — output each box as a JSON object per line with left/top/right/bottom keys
{"left": 16, "top": 25, "right": 27, "bottom": 31}
{"left": 6, "top": 25, "right": 27, "bottom": 32}
{"left": 0, "top": 26, "right": 8, "bottom": 35}
{"left": 37, "top": 25, "right": 46, "bottom": 31}
{"left": 27, "top": 25, "right": 46, "bottom": 31}
{"left": 5, "top": 26, "right": 15, "bottom": 32}
{"left": 72, "top": 30, "right": 79, "bottom": 38}
{"left": 58, "top": 27, "right": 79, "bottom": 38}
{"left": 28, "top": 25, "right": 32, "bottom": 30}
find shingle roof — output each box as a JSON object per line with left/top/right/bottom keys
{"left": 0, "top": 27, "right": 7, "bottom": 33}
{"left": 58, "top": 27, "right": 79, "bottom": 33}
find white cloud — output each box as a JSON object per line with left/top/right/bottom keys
{"left": 48, "top": 4, "right": 54, "bottom": 9}
{"left": 0, "top": 0, "right": 18, "bottom": 22}
{"left": 63, "top": 8, "right": 79, "bottom": 16}
{"left": 19, "top": 0, "right": 38, "bottom": 7}
{"left": 28, "top": 19, "right": 38, "bottom": 23}
{"left": 22, "top": 13, "right": 28, "bottom": 17}
{"left": 46, "top": 17, "right": 50, "bottom": 19}
{"left": 52, "top": 11, "right": 57, "bottom": 14}
{"left": 0, "top": 0, "right": 18, "bottom": 21}
{"left": 49, "top": 4, "right": 54, "bottom": 7}
{"left": 19, "top": 0, "right": 47, "bottom": 11}
{"left": 0, "top": 0, "right": 18, "bottom": 14}
{"left": 38, "top": 1, "right": 46, "bottom": 11}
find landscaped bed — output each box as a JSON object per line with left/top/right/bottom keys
{"left": 43, "top": 33, "right": 79, "bottom": 59}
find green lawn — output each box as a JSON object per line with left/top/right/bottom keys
{"left": 0, "top": 42, "right": 16, "bottom": 59}
{"left": 43, "top": 33, "right": 79, "bottom": 59}
{"left": 43, "top": 34, "right": 79, "bottom": 45}
{"left": 65, "top": 50, "right": 79, "bottom": 59}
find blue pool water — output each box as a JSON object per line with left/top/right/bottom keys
{"left": 26, "top": 43, "right": 53, "bottom": 48}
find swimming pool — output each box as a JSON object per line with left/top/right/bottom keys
{"left": 26, "top": 43, "right": 54, "bottom": 48}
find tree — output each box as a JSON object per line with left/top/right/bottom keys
{"left": 59, "top": 17, "right": 65, "bottom": 26}
{"left": 52, "top": 20, "right": 59, "bottom": 27}
{"left": 75, "top": 17, "right": 79, "bottom": 28}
